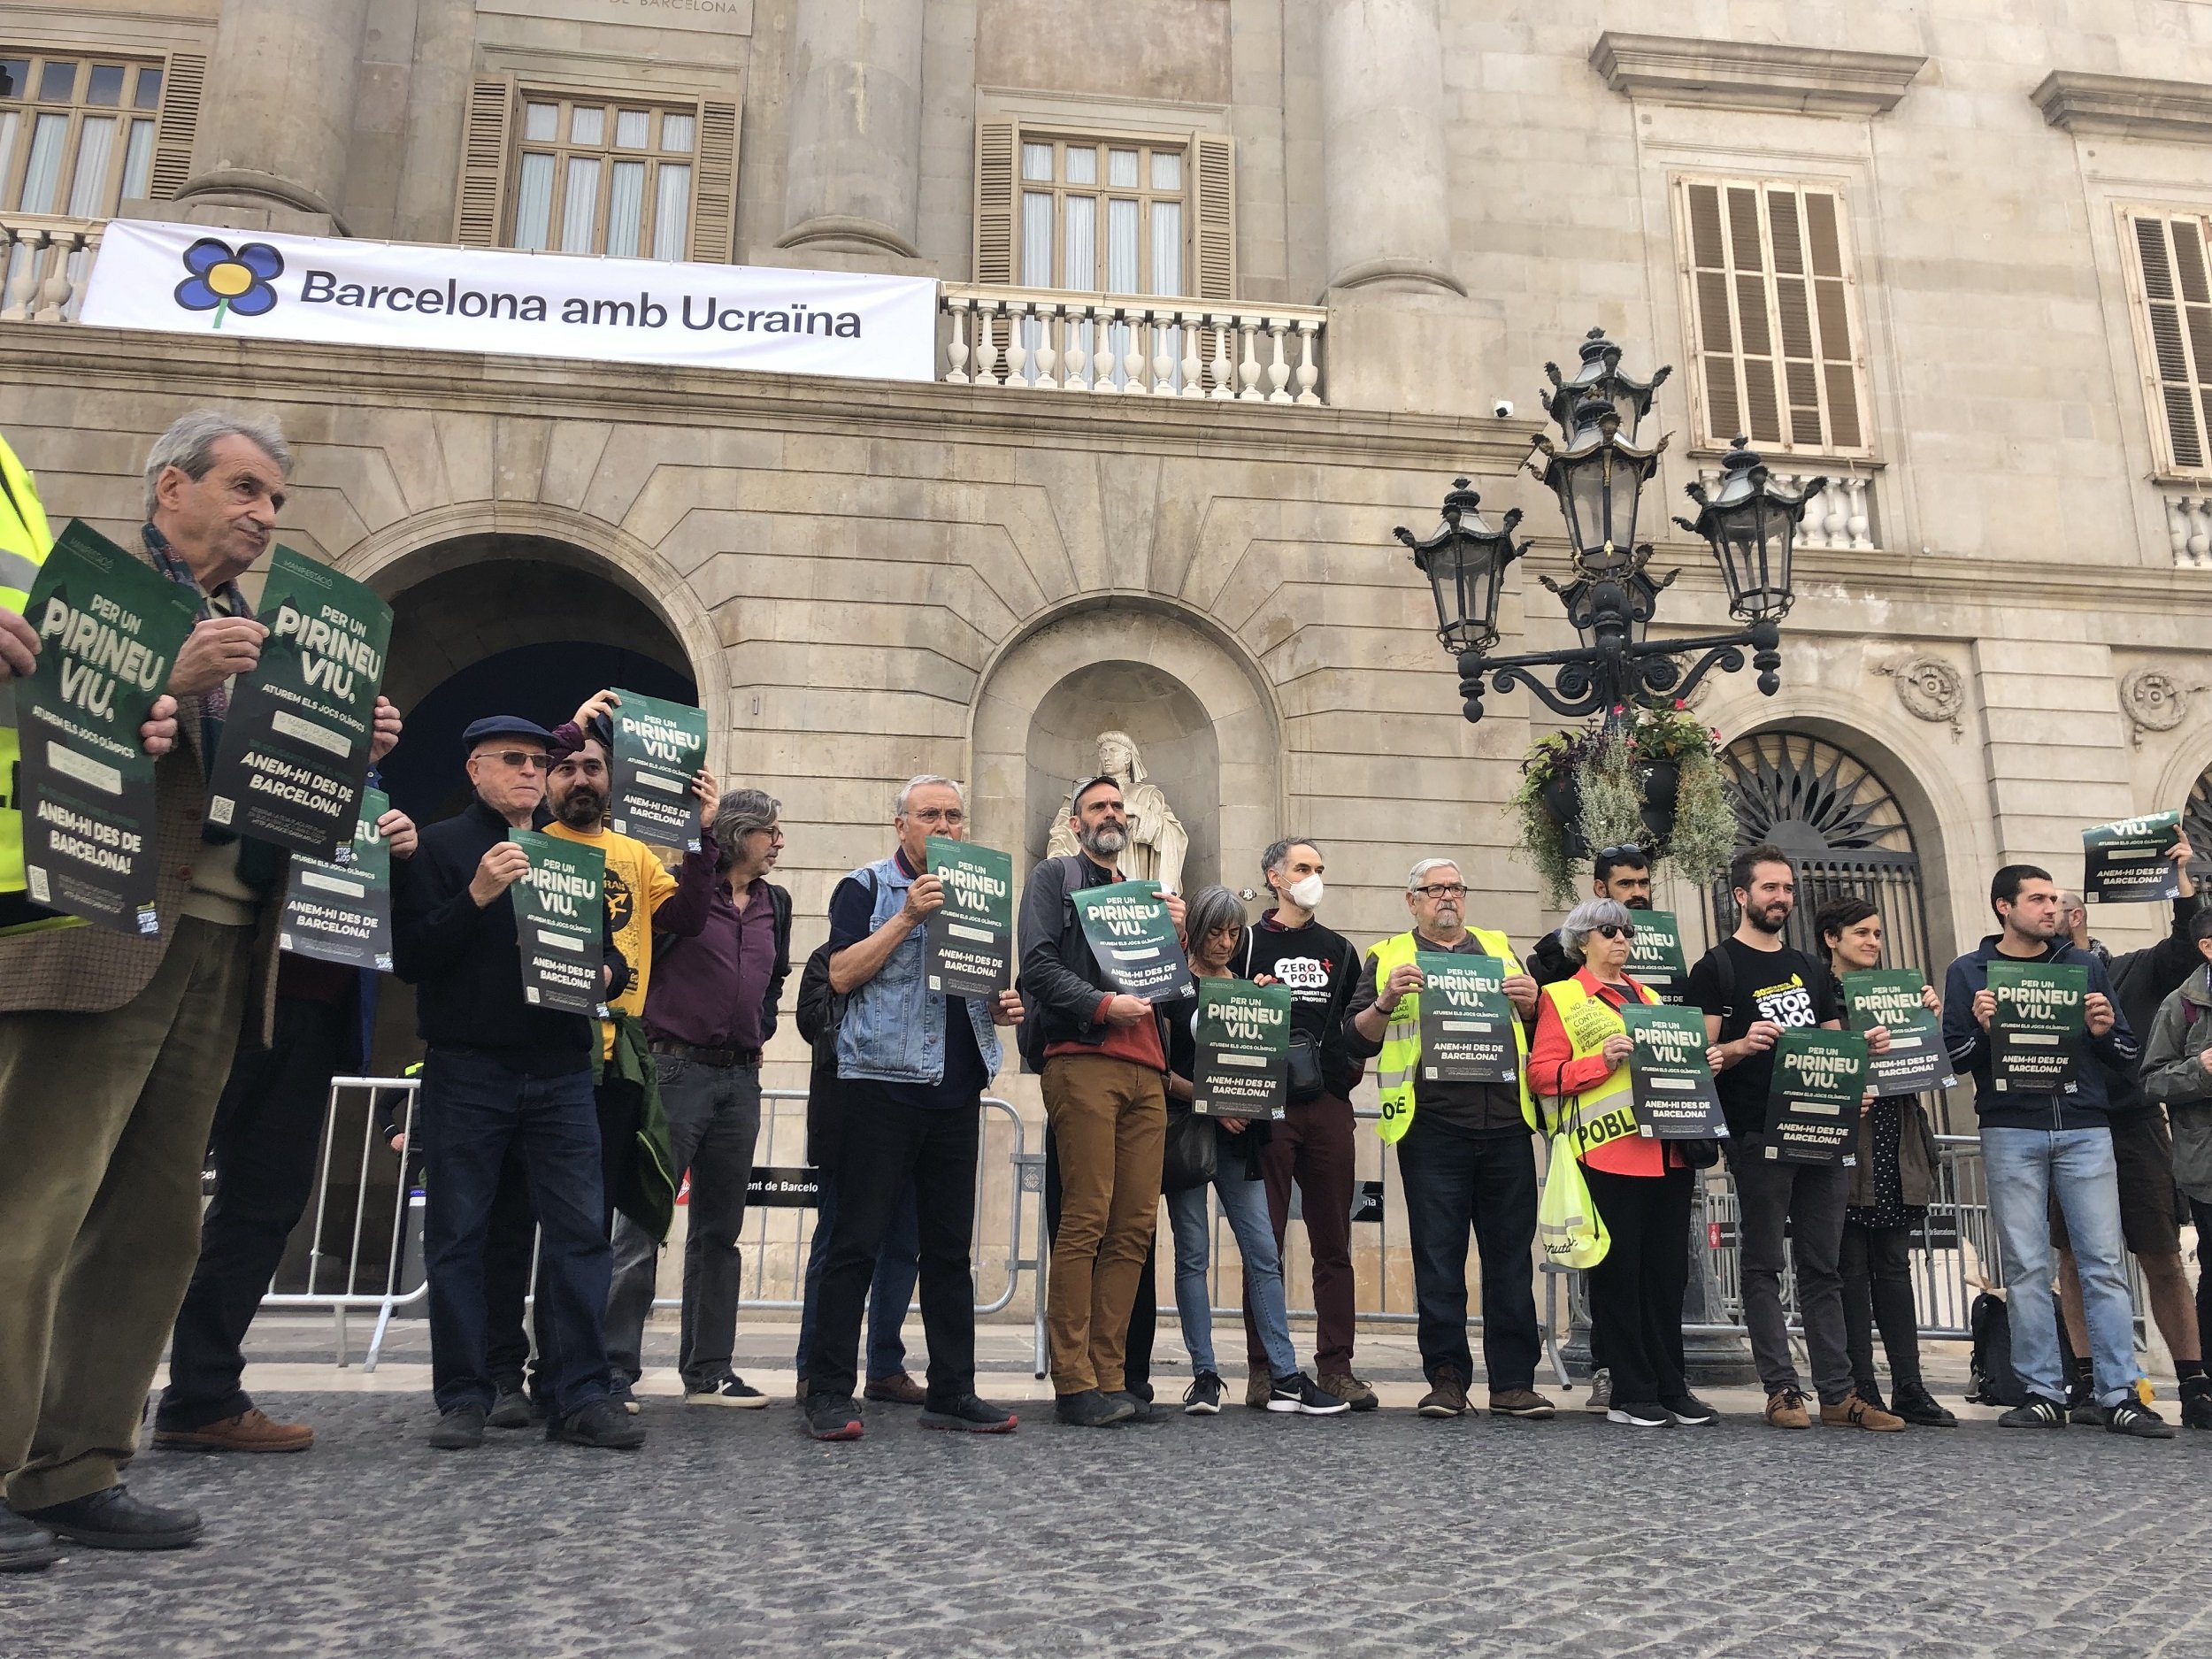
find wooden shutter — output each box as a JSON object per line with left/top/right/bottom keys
{"left": 688, "top": 99, "right": 739, "bottom": 263}
{"left": 2128, "top": 211, "right": 2212, "bottom": 475}
{"left": 1191, "top": 132, "right": 1235, "bottom": 302}
{"left": 147, "top": 51, "right": 206, "bottom": 200}
{"left": 1678, "top": 176, "right": 1869, "bottom": 456}
{"left": 973, "top": 120, "right": 1016, "bottom": 285}
{"left": 453, "top": 74, "right": 516, "bottom": 248}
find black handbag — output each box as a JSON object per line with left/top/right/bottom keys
{"left": 1286, "top": 1028, "right": 1325, "bottom": 1102}
{"left": 1162, "top": 1104, "right": 1219, "bottom": 1193}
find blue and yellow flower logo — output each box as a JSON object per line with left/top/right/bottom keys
{"left": 174, "top": 238, "right": 282, "bottom": 329}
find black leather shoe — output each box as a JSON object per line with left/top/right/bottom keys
{"left": 1054, "top": 1389, "right": 1134, "bottom": 1427}
{"left": 428, "top": 1404, "right": 487, "bottom": 1450}
{"left": 18, "top": 1485, "right": 202, "bottom": 1550}
{"left": 1, "top": 1509, "right": 60, "bottom": 1571}
{"left": 485, "top": 1389, "right": 533, "bottom": 1431}
{"left": 547, "top": 1399, "right": 647, "bottom": 1450}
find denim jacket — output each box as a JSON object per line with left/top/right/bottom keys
{"left": 835, "top": 854, "right": 1002, "bottom": 1085}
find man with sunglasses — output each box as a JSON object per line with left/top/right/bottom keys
{"left": 1345, "top": 858, "right": 1553, "bottom": 1419}
{"left": 1686, "top": 843, "right": 1902, "bottom": 1431}
{"left": 1529, "top": 844, "right": 1653, "bottom": 988}
{"left": 394, "top": 716, "right": 641, "bottom": 1452}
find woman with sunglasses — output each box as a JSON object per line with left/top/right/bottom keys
{"left": 1816, "top": 896, "right": 1957, "bottom": 1427}
{"left": 1163, "top": 886, "right": 1346, "bottom": 1415}
{"left": 1530, "top": 898, "right": 1724, "bottom": 1429}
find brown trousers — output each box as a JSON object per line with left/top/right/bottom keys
{"left": 1041, "top": 1055, "right": 1164, "bottom": 1394}
{"left": 0, "top": 917, "right": 254, "bottom": 1509}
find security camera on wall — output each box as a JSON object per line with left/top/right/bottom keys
{"left": 1493, "top": 399, "right": 1515, "bottom": 419}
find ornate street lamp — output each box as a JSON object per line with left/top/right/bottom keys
{"left": 1394, "top": 477, "right": 1527, "bottom": 656}
{"left": 1395, "top": 329, "right": 1810, "bottom": 725}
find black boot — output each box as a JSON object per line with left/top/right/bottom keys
{"left": 2180, "top": 1373, "right": 2212, "bottom": 1431}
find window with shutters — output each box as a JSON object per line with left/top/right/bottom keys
{"left": 509, "top": 94, "right": 699, "bottom": 260}
{"left": 0, "top": 52, "right": 168, "bottom": 219}
{"left": 974, "top": 120, "right": 1234, "bottom": 302}
{"left": 1673, "top": 175, "right": 1873, "bottom": 459}
{"left": 2120, "top": 209, "right": 2212, "bottom": 479}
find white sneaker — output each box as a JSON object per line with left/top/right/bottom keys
{"left": 685, "top": 1374, "right": 769, "bottom": 1409}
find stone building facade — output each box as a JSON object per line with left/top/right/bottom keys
{"left": 4, "top": 1, "right": 2211, "bottom": 1310}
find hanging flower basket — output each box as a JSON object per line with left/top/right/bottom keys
{"left": 1511, "top": 702, "right": 1736, "bottom": 908}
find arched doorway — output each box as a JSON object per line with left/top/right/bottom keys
{"left": 1709, "top": 730, "right": 1933, "bottom": 972}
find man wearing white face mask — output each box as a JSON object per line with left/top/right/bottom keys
{"left": 1232, "top": 839, "right": 1372, "bottom": 1410}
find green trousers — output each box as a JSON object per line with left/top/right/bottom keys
{"left": 0, "top": 916, "right": 254, "bottom": 1509}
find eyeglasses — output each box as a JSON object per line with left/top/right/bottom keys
{"left": 1596, "top": 845, "right": 1643, "bottom": 861}
{"left": 484, "top": 750, "right": 548, "bottom": 772}
{"left": 1413, "top": 883, "right": 1467, "bottom": 899}
{"left": 908, "top": 808, "right": 964, "bottom": 827}
{"left": 1594, "top": 923, "right": 1638, "bottom": 941}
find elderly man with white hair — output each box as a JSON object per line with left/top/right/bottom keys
{"left": 1344, "top": 856, "right": 1552, "bottom": 1420}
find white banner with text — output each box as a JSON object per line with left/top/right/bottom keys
{"left": 81, "top": 220, "right": 937, "bottom": 383}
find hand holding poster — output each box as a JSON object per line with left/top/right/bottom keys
{"left": 1621, "top": 1002, "right": 1727, "bottom": 1139}
{"left": 1624, "top": 910, "right": 1690, "bottom": 1003}
{"left": 280, "top": 787, "right": 393, "bottom": 971}
{"left": 204, "top": 546, "right": 391, "bottom": 860}
{"left": 1987, "top": 961, "right": 2086, "bottom": 1095}
{"left": 1764, "top": 1026, "right": 1869, "bottom": 1164}
{"left": 1072, "top": 879, "right": 1192, "bottom": 1003}
{"left": 2082, "top": 810, "right": 2183, "bottom": 904}
{"left": 1415, "top": 952, "right": 1519, "bottom": 1084}
{"left": 508, "top": 827, "right": 605, "bottom": 1014}
{"left": 924, "top": 835, "right": 1014, "bottom": 997}
{"left": 15, "top": 520, "right": 197, "bottom": 934}
{"left": 1844, "top": 969, "right": 1955, "bottom": 1096}
{"left": 607, "top": 689, "right": 709, "bottom": 850}
{"left": 1193, "top": 979, "right": 1293, "bottom": 1118}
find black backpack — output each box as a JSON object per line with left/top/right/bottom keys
{"left": 1966, "top": 1290, "right": 2027, "bottom": 1407}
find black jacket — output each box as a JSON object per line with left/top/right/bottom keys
{"left": 393, "top": 795, "right": 625, "bottom": 1075}
{"left": 795, "top": 937, "right": 847, "bottom": 1169}
{"left": 1016, "top": 852, "right": 1127, "bottom": 1057}
{"left": 1527, "top": 927, "right": 1577, "bottom": 988}
{"left": 1941, "top": 935, "right": 2138, "bottom": 1131}
{"left": 2087, "top": 894, "right": 2207, "bottom": 1117}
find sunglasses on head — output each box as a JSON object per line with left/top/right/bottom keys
{"left": 1594, "top": 923, "right": 1637, "bottom": 940}
{"left": 1596, "top": 844, "right": 1643, "bottom": 861}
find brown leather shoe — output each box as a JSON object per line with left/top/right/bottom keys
{"left": 1487, "top": 1387, "right": 1557, "bottom": 1419}
{"left": 153, "top": 1408, "right": 312, "bottom": 1454}
{"left": 1417, "top": 1370, "right": 1471, "bottom": 1417}
{"left": 863, "top": 1371, "right": 926, "bottom": 1406}
{"left": 1821, "top": 1390, "right": 1906, "bottom": 1432}
{"left": 1317, "top": 1372, "right": 1380, "bottom": 1412}
{"left": 1244, "top": 1371, "right": 1272, "bottom": 1410}
{"left": 1763, "top": 1387, "right": 1811, "bottom": 1429}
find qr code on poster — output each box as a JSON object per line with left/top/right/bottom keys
{"left": 209, "top": 795, "right": 234, "bottom": 826}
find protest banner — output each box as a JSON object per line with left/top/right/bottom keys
{"left": 1844, "top": 969, "right": 1955, "bottom": 1095}
{"left": 1765, "top": 1026, "right": 1870, "bottom": 1164}
{"left": 1624, "top": 910, "right": 1690, "bottom": 1003}
{"left": 1987, "top": 960, "right": 2086, "bottom": 1095}
{"left": 1072, "top": 879, "right": 1192, "bottom": 1002}
{"left": 2082, "top": 810, "right": 2183, "bottom": 904}
{"left": 606, "top": 688, "right": 708, "bottom": 850}
{"left": 1192, "top": 978, "right": 1293, "bottom": 1119}
{"left": 509, "top": 827, "right": 604, "bottom": 1014}
{"left": 924, "top": 835, "right": 1014, "bottom": 997}
{"left": 1415, "top": 952, "right": 1519, "bottom": 1084}
{"left": 279, "top": 787, "right": 393, "bottom": 971}
{"left": 1621, "top": 1002, "right": 1727, "bottom": 1139}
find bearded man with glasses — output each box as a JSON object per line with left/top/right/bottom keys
{"left": 1345, "top": 858, "right": 1554, "bottom": 1420}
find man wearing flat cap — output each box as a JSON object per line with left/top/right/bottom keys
{"left": 393, "top": 715, "right": 641, "bottom": 1452}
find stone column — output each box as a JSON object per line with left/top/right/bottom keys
{"left": 778, "top": 0, "right": 926, "bottom": 265}
{"left": 1319, "top": 0, "right": 1460, "bottom": 295}
{"left": 172, "top": 0, "right": 371, "bottom": 235}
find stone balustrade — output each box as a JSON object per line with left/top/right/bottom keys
{"left": 0, "top": 213, "right": 104, "bottom": 324}
{"left": 1697, "top": 461, "right": 1878, "bottom": 551}
{"left": 941, "top": 285, "right": 1325, "bottom": 403}
{"left": 2165, "top": 491, "right": 2212, "bottom": 569}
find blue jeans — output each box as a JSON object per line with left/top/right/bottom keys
{"left": 1983, "top": 1125, "right": 2135, "bottom": 1407}
{"left": 795, "top": 1172, "right": 918, "bottom": 1381}
{"left": 421, "top": 1048, "right": 613, "bottom": 1417}
{"left": 1167, "top": 1157, "right": 1298, "bottom": 1380}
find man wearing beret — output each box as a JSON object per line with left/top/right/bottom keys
{"left": 393, "top": 715, "right": 641, "bottom": 1452}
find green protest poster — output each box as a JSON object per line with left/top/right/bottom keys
{"left": 924, "top": 834, "right": 1014, "bottom": 998}
{"left": 1621, "top": 1002, "right": 1726, "bottom": 1139}
{"left": 1415, "top": 952, "right": 1519, "bottom": 1084}
{"left": 1624, "top": 910, "right": 1689, "bottom": 1003}
{"left": 1844, "top": 968, "right": 1955, "bottom": 1096}
{"left": 1072, "top": 878, "right": 1192, "bottom": 1003}
{"left": 1987, "top": 960, "right": 2086, "bottom": 1096}
{"left": 15, "top": 519, "right": 196, "bottom": 934}
{"left": 607, "top": 688, "right": 709, "bottom": 850}
{"left": 2082, "top": 810, "right": 2182, "bottom": 905}
{"left": 1193, "top": 978, "right": 1293, "bottom": 1118}
{"left": 204, "top": 545, "right": 391, "bottom": 861}
{"left": 508, "top": 827, "right": 604, "bottom": 1014}
{"left": 280, "top": 787, "right": 393, "bottom": 972}
{"left": 1764, "top": 1026, "right": 1869, "bottom": 1164}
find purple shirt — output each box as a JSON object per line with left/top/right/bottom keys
{"left": 643, "top": 877, "right": 778, "bottom": 1051}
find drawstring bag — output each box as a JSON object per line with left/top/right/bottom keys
{"left": 1537, "top": 1131, "right": 1609, "bottom": 1270}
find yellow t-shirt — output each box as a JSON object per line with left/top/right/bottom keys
{"left": 544, "top": 819, "right": 679, "bottom": 1058}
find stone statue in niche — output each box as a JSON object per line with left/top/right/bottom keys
{"left": 1046, "top": 730, "right": 1190, "bottom": 893}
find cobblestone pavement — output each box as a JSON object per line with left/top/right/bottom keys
{"left": 7, "top": 1389, "right": 2212, "bottom": 1659}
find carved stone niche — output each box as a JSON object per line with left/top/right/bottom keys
{"left": 2119, "top": 668, "right": 2208, "bottom": 748}
{"left": 1877, "top": 653, "right": 1965, "bottom": 738}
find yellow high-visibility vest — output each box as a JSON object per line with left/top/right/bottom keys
{"left": 1371, "top": 926, "right": 1538, "bottom": 1142}
{"left": 1540, "top": 976, "right": 1662, "bottom": 1164}
{"left": 0, "top": 434, "right": 58, "bottom": 931}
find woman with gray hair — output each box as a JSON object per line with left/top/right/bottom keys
{"left": 1530, "top": 897, "right": 1724, "bottom": 1431}
{"left": 1162, "top": 886, "right": 1348, "bottom": 1417}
